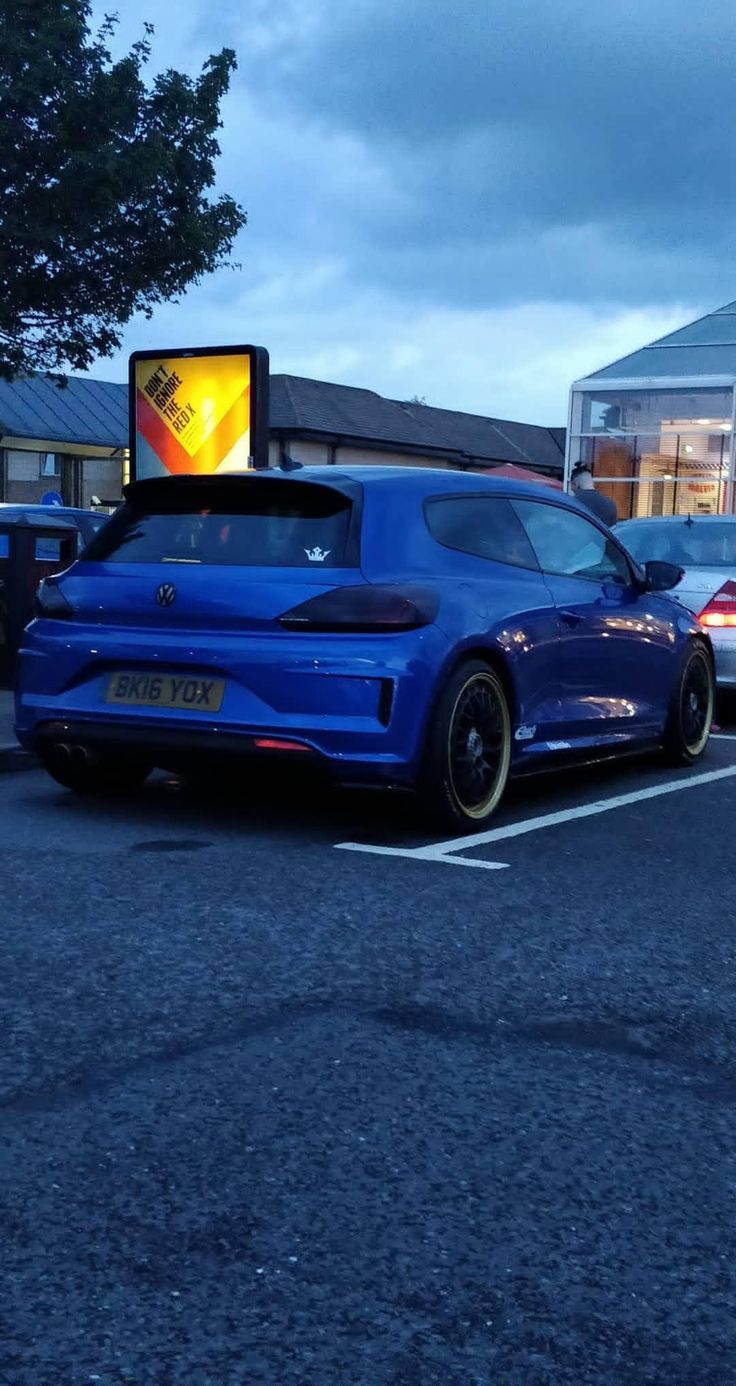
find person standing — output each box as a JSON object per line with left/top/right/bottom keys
{"left": 571, "top": 462, "right": 618, "bottom": 527}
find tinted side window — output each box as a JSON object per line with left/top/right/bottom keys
{"left": 513, "top": 500, "right": 632, "bottom": 584}
{"left": 426, "top": 497, "right": 539, "bottom": 570}
{"left": 77, "top": 515, "right": 107, "bottom": 543}
{"left": 617, "top": 520, "right": 736, "bottom": 568}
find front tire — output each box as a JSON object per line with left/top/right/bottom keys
{"left": 420, "top": 659, "right": 512, "bottom": 830}
{"left": 662, "top": 639, "right": 714, "bottom": 766}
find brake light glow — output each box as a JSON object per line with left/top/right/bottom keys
{"left": 698, "top": 580, "right": 736, "bottom": 628}
{"left": 254, "top": 738, "right": 312, "bottom": 753}
{"left": 279, "top": 584, "right": 438, "bottom": 632}
{"left": 699, "top": 612, "right": 736, "bottom": 628}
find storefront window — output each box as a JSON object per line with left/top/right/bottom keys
{"left": 577, "top": 387, "right": 733, "bottom": 436}
{"left": 569, "top": 385, "right": 735, "bottom": 517}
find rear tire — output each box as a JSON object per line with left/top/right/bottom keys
{"left": 662, "top": 639, "right": 714, "bottom": 766}
{"left": 40, "top": 747, "right": 152, "bottom": 795}
{"left": 419, "top": 659, "right": 512, "bottom": 830}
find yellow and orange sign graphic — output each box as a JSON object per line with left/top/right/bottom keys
{"left": 135, "top": 352, "right": 251, "bottom": 475}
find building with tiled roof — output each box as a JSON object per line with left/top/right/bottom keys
{"left": 268, "top": 375, "right": 565, "bottom": 476}
{"left": 0, "top": 371, "right": 565, "bottom": 507}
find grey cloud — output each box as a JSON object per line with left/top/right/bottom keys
{"left": 89, "top": 0, "right": 715, "bottom": 424}
{"left": 220, "top": 0, "right": 736, "bottom": 305}
{"left": 354, "top": 228, "right": 733, "bottom": 315}
{"left": 262, "top": 0, "right": 732, "bottom": 175}
{"left": 94, "top": 0, "right": 735, "bottom": 417}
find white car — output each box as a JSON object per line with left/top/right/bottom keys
{"left": 615, "top": 514, "right": 736, "bottom": 687}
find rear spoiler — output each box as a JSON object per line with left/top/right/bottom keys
{"left": 123, "top": 472, "right": 360, "bottom": 508}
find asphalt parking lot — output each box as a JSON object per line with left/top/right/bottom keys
{"left": 2, "top": 718, "right": 736, "bottom": 1385}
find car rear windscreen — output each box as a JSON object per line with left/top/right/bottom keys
{"left": 618, "top": 520, "right": 736, "bottom": 568}
{"left": 83, "top": 480, "right": 358, "bottom": 568}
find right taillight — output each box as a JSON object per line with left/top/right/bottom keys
{"left": 279, "top": 584, "right": 438, "bottom": 632}
{"left": 699, "top": 580, "right": 736, "bottom": 628}
{"left": 698, "top": 579, "right": 736, "bottom": 629}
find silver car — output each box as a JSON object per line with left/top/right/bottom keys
{"left": 615, "top": 514, "right": 736, "bottom": 687}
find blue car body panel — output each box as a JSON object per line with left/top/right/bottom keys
{"left": 0, "top": 504, "right": 104, "bottom": 545}
{"left": 15, "top": 467, "right": 703, "bottom": 783}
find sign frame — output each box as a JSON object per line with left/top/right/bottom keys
{"left": 128, "top": 343, "right": 270, "bottom": 480}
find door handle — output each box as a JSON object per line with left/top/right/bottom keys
{"left": 559, "top": 609, "right": 584, "bottom": 627}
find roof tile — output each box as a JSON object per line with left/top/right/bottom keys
{"left": 0, "top": 371, "right": 565, "bottom": 472}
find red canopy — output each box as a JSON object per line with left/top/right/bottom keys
{"left": 484, "top": 463, "right": 563, "bottom": 489}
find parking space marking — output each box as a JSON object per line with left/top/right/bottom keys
{"left": 335, "top": 762, "right": 736, "bottom": 870}
{"left": 337, "top": 843, "right": 510, "bottom": 870}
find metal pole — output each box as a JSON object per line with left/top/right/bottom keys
{"left": 726, "top": 384, "right": 736, "bottom": 514}
{"left": 563, "top": 387, "right": 576, "bottom": 492}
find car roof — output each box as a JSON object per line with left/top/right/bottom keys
{"left": 616, "top": 514, "right": 736, "bottom": 525}
{"left": 0, "top": 511, "right": 77, "bottom": 530}
{"left": 0, "top": 503, "right": 96, "bottom": 517}
{"left": 127, "top": 466, "right": 576, "bottom": 506}
{"left": 277, "top": 464, "right": 566, "bottom": 497}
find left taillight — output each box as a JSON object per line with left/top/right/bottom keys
{"left": 698, "top": 579, "right": 736, "bottom": 629}
{"left": 34, "top": 579, "right": 74, "bottom": 620}
{"left": 279, "top": 584, "right": 438, "bottom": 632}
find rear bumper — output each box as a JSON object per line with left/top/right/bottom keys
{"left": 711, "top": 638, "right": 736, "bottom": 688}
{"left": 16, "top": 621, "right": 451, "bottom": 785}
{"left": 29, "top": 716, "right": 355, "bottom": 780}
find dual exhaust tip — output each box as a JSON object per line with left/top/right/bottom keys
{"left": 47, "top": 742, "right": 95, "bottom": 769}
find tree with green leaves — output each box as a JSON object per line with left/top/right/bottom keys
{"left": 0, "top": 0, "right": 246, "bottom": 378}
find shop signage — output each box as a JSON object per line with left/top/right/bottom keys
{"left": 128, "top": 344, "right": 270, "bottom": 479}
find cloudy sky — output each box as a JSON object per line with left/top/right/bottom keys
{"left": 93, "top": 0, "right": 736, "bottom": 425}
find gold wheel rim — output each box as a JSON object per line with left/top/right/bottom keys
{"left": 682, "top": 650, "right": 713, "bottom": 757}
{"left": 447, "top": 672, "right": 511, "bottom": 819}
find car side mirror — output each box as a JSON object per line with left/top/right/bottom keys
{"left": 643, "top": 559, "right": 684, "bottom": 592}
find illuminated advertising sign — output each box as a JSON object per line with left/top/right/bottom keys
{"left": 129, "top": 344, "right": 269, "bottom": 478}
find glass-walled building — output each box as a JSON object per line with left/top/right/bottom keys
{"left": 565, "top": 301, "right": 736, "bottom": 518}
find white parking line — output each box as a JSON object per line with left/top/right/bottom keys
{"left": 339, "top": 842, "right": 510, "bottom": 870}
{"left": 335, "top": 762, "right": 736, "bottom": 870}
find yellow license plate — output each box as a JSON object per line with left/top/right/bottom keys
{"left": 105, "top": 672, "right": 225, "bottom": 711}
